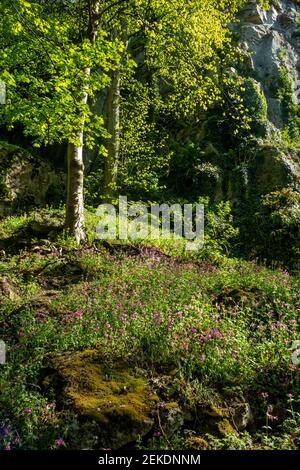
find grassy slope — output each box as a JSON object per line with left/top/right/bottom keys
{"left": 0, "top": 211, "right": 299, "bottom": 450}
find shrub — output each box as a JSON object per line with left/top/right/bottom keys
{"left": 252, "top": 188, "right": 300, "bottom": 270}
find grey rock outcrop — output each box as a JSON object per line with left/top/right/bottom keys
{"left": 0, "top": 143, "right": 64, "bottom": 217}
{"left": 236, "top": 0, "right": 300, "bottom": 129}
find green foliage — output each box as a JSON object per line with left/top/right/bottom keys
{"left": 72, "top": 199, "right": 237, "bottom": 259}
{"left": 0, "top": 0, "right": 249, "bottom": 210}
{"left": 249, "top": 188, "right": 300, "bottom": 270}
{"left": 143, "top": 0, "right": 247, "bottom": 117}
{"left": 118, "top": 78, "right": 172, "bottom": 196}
{"left": 0, "top": 210, "right": 299, "bottom": 449}
{"left": 1, "top": 0, "right": 300, "bottom": 452}
{"left": 202, "top": 199, "right": 239, "bottom": 256}
{"left": 0, "top": 1, "right": 121, "bottom": 148}
{"left": 242, "top": 78, "right": 268, "bottom": 123}
{"left": 276, "top": 68, "right": 300, "bottom": 143}
{"left": 101, "top": 0, "right": 249, "bottom": 198}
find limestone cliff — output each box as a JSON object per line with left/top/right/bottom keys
{"left": 237, "top": 0, "right": 300, "bottom": 130}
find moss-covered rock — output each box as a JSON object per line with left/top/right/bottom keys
{"left": 251, "top": 143, "right": 300, "bottom": 195}
{"left": 29, "top": 211, "right": 64, "bottom": 236}
{"left": 185, "top": 436, "right": 210, "bottom": 450}
{"left": 198, "top": 406, "right": 237, "bottom": 437}
{"left": 231, "top": 402, "right": 254, "bottom": 431}
{"left": 0, "top": 142, "right": 64, "bottom": 217}
{"left": 157, "top": 401, "right": 184, "bottom": 437}
{"left": 42, "top": 350, "right": 159, "bottom": 449}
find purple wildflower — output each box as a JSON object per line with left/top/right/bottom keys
{"left": 0, "top": 423, "right": 11, "bottom": 437}
{"left": 131, "top": 313, "right": 138, "bottom": 321}
{"left": 200, "top": 328, "right": 223, "bottom": 343}
{"left": 63, "top": 309, "right": 84, "bottom": 322}
{"left": 167, "top": 318, "right": 174, "bottom": 330}
{"left": 46, "top": 403, "right": 56, "bottom": 410}
{"left": 209, "top": 328, "right": 223, "bottom": 339}
{"left": 36, "top": 312, "right": 47, "bottom": 324}
{"left": 200, "top": 335, "right": 208, "bottom": 344}
{"left": 55, "top": 438, "right": 65, "bottom": 447}
{"left": 153, "top": 312, "right": 162, "bottom": 326}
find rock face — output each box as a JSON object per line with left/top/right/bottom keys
{"left": 172, "top": 3, "right": 300, "bottom": 205}
{"left": 232, "top": 1, "right": 300, "bottom": 198}
{"left": 0, "top": 142, "right": 63, "bottom": 217}
{"left": 227, "top": 142, "right": 300, "bottom": 203}
{"left": 237, "top": 0, "right": 300, "bottom": 130}
{"left": 217, "top": 1, "right": 300, "bottom": 202}
{"left": 250, "top": 142, "right": 300, "bottom": 192}
{"left": 42, "top": 350, "right": 159, "bottom": 449}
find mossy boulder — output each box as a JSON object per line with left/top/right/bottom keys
{"left": 251, "top": 144, "right": 300, "bottom": 195}
{"left": 227, "top": 143, "right": 300, "bottom": 204}
{"left": 198, "top": 406, "right": 237, "bottom": 437}
{"left": 0, "top": 142, "right": 64, "bottom": 217}
{"left": 157, "top": 401, "right": 184, "bottom": 437}
{"left": 231, "top": 402, "right": 254, "bottom": 431}
{"left": 42, "top": 350, "right": 159, "bottom": 449}
{"left": 29, "top": 210, "right": 64, "bottom": 236}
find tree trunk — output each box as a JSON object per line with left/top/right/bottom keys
{"left": 65, "top": 66, "right": 91, "bottom": 243}
{"left": 65, "top": 139, "right": 86, "bottom": 244}
{"left": 65, "top": 0, "right": 99, "bottom": 242}
{"left": 102, "top": 25, "right": 128, "bottom": 203}
{"left": 102, "top": 66, "right": 121, "bottom": 203}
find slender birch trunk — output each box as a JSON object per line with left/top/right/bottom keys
{"left": 65, "top": 141, "right": 85, "bottom": 244}
{"left": 65, "top": 1, "right": 99, "bottom": 242}
{"left": 65, "top": 107, "right": 88, "bottom": 244}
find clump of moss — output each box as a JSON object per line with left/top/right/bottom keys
{"left": 43, "top": 350, "right": 159, "bottom": 448}
{"left": 199, "top": 406, "right": 237, "bottom": 437}
{"left": 185, "top": 436, "right": 210, "bottom": 450}
{"left": 217, "top": 419, "right": 236, "bottom": 436}
{"left": 205, "top": 406, "right": 230, "bottom": 419}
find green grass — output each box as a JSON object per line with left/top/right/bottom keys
{"left": 0, "top": 211, "right": 299, "bottom": 450}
